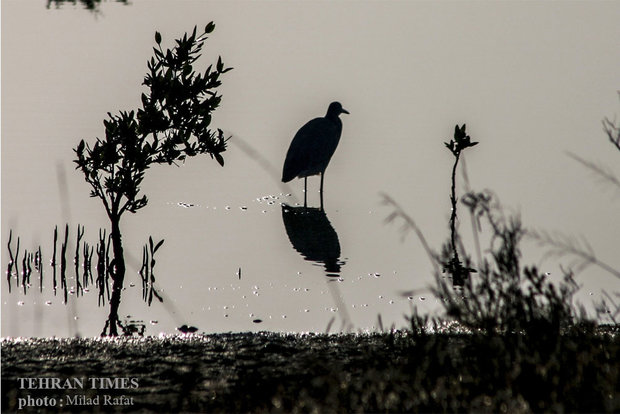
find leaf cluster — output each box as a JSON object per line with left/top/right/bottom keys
{"left": 74, "top": 23, "right": 231, "bottom": 219}
{"left": 75, "top": 111, "right": 150, "bottom": 217}
{"left": 444, "top": 123, "right": 478, "bottom": 156}
{"left": 140, "top": 24, "right": 231, "bottom": 166}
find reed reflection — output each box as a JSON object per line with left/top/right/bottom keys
{"left": 281, "top": 204, "right": 344, "bottom": 277}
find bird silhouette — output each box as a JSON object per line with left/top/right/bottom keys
{"left": 282, "top": 102, "right": 349, "bottom": 208}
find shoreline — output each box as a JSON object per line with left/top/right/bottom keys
{"left": 3, "top": 328, "right": 619, "bottom": 412}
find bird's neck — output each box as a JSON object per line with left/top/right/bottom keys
{"left": 325, "top": 112, "right": 342, "bottom": 125}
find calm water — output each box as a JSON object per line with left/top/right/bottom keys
{"left": 2, "top": 165, "right": 440, "bottom": 337}
{"left": 3, "top": 2, "right": 619, "bottom": 338}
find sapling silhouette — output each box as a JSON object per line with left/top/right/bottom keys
{"left": 443, "top": 124, "right": 478, "bottom": 286}
{"left": 74, "top": 23, "right": 232, "bottom": 335}
{"left": 383, "top": 126, "right": 479, "bottom": 288}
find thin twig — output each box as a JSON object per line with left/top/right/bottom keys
{"left": 6, "top": 230, "right": 14, "bottom": 293}
{"left": 566, "top": 152, "right": 620, "bottom": 197}
{"left": 380, "top": 193, "right": 440, "bottom": 275}
{"left": 528, "top": 229, "right": 620, "bottom": 280}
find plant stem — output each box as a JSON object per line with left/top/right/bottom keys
{"left": 450, "top": 151, "right": 461, "bottom": 269}
{"left": 105, "top": 216, "right": 126, "bottom": 336}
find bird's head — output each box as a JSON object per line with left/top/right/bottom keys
{"left": 327, "top": 101, "right": 349, "bottom": 117}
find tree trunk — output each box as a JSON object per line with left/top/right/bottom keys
{"left": 103, "top": 216, "right": 126, "bottom": 336}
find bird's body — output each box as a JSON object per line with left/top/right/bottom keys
{"left": 282, "top": 102, "right": 349, "bottom": 208}
{"left": 282, "top": 116, "right": 342, "bottom": 182}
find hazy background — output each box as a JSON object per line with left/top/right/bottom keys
{"left": 2, "top": 0, "right": 619, "bottom": 337}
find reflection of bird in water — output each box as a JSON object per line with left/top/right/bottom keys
{"left": 282, "top": 102, "right": 349, "bottom": 208}
{"left": 281, "top": 204, "right": 343, "bottom": 277}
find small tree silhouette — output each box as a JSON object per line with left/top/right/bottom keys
{"left": 443, "top": 124, "right": 478, "bottom": 286}
{"left": 74, "top": 23, "right": 231, "bottom": 335}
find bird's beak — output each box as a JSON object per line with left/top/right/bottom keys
{"left": 341, "top": 108, "right": 350, "bottom": 115}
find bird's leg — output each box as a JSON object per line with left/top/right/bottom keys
{"left": 304, "top": 176, "right": 308, "bottom": 208}
{"left": 320, "top": 172, "right": 324, "bottom": 211}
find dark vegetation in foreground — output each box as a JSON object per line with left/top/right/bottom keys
{"left": 1, "top": 329, "right": 619, "bottom": 413}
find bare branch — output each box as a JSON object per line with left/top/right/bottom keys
{"left": 603, "top": 116, "right": 620, "bottom": 153}
{"left": 528, "top": 228, "right": 620, "bottom": 279}
{"left": 380, "top": 193, "right": 440, "bottom": 275}
{"left": 567, "top": 152, "right": 620, "bottom": 197}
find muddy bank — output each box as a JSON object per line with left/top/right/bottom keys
{"left": 2, "top": 330, "right": 619, "bottom": 413}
